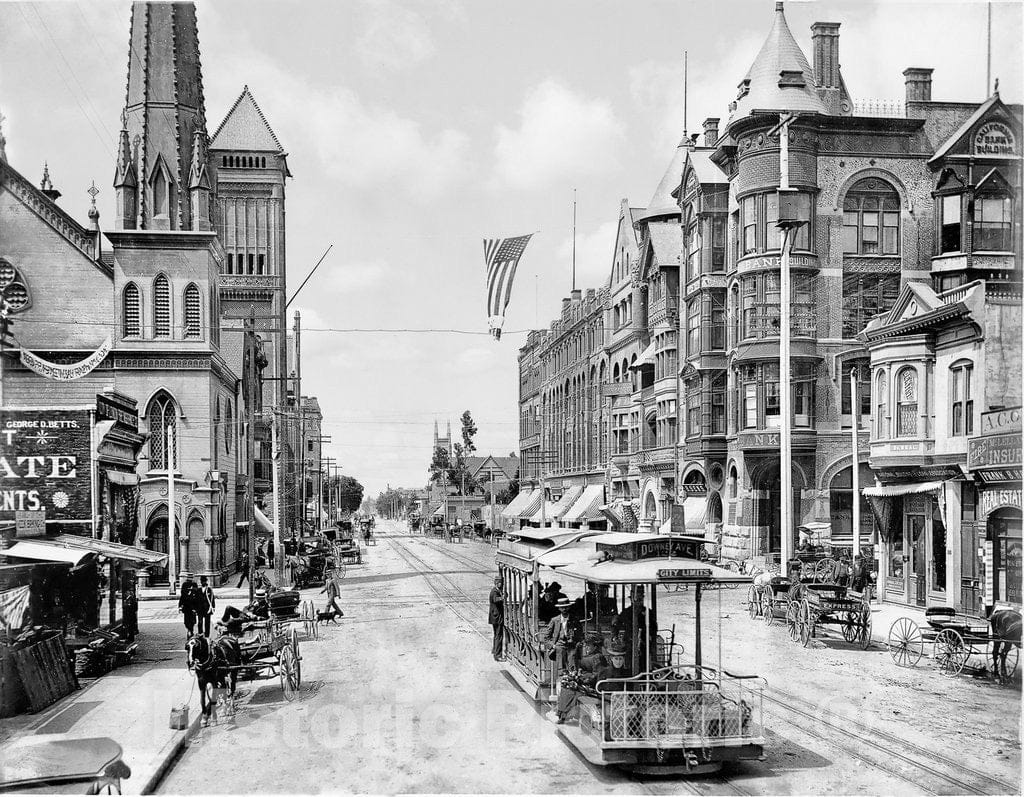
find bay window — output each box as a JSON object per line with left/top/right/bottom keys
{"left": 896, "top": 367, "right": 919, "bottom": 437}
{"left": 739, "top": 191, "right": 812, "bottom": 255}
{"left": 687, "top": 219, "right": 701, "bottom": 282}
{"left": 875, "top": 370, "right": 888, "bottom": 438}
{"left": 940, "top": 194, "right": 962, "bottom": 253}
{"left": 973, "top": 195, "right": 1013, "bottom": 252}
{"left": 741, "top": 196, "right": 756, "bottom": 254}
{"left": 950, "top": 361, "right": 974, "bottom": 437}
{"left": 687, "top": 301, "right": 701, "bottom": 356}
{"left": 710, "top": 375, "right": 727, "bottom": 434}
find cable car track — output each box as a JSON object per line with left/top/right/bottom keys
{"left": 761, "top": 688, "right": 1016, "bottom": 795}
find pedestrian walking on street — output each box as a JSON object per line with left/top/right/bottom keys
{"left": 199, "top": 575, "right": 216, "bottom": 637}
{"left": 488, "top": 576, "right": 505, "bottom": 661}
{"left": 237, "top": 550, "right": 250, "bottom": 588}
{"left": 320, "top": 574, "right": 344, "bottom": 618}
{"left": 178, "top": 572, "right": 198, "bottom": 639}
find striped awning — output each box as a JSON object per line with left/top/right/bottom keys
{"left": 547, "top": 485, "right": 583, "bottom": 520}
{"left": 501, "top": 488, "right": 543, "bottom": 520}
{"left": 527, "top": 501, "right": 559, "bottom": 523}
{"left": 562, "top": 485, "right": 606, "bottom": 523}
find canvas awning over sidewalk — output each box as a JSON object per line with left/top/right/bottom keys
{"left": 562, "top": 485, "right": 606, "bottom": 523}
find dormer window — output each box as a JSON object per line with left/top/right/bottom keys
{"left": 940, "top": 194, "right": 962, "bottom": 253}
{"left": 778, "top": 69, "right": 806, "bottom": 88}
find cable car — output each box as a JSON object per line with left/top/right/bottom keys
{"left": 495, "top": 526, "right": 603, "bottom": 701}
{"left": 543, "top": 533, "right": 765, "bottom": 775}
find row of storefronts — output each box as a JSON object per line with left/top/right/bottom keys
{"left": 513, "top": 2, "right": 1021, "bottom": 616}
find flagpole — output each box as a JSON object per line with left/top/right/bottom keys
{"left": 572, "top": 189, "right": 577, "bottom": 292}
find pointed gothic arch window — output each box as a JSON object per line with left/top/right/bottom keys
{"left": 213, "top": 396, "right": 221, "bottom": 470}
{"left": 183, "top": 283, "right": 201, "bottom": 338}
{"left": 122, "top": 282, "right": 141, "bottom": 338}
{"left": 153, "top": 275, "right": 171, "bottom": 337}
{"left": 147, "top": 391, "right": 178, "bottom": 470}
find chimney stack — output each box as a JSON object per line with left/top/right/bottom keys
{"left": 903, "top": 67, "right": 934, "bottom": 103}
{"left": 562, "top": 298, "right": 571, "bottom": 313}
{"left": 811, "top": 22, "right": 841, "bottom": 89}
{"left": 703, "top": 117, "right": 720, "bottom": 147}
{"left": 571, "top": 289, "right": 582, "bottom": 303}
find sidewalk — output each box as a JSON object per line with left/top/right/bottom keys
{"left": 0, "top": 610, "right": 202, "bottom": 795}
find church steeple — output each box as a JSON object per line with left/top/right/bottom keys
{"left": 118, "top": 1, "right": 209, "bottom": 231}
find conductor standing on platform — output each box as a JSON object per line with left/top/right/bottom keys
{"left": 488, "top": 576, "right": 505, "bottom": 661}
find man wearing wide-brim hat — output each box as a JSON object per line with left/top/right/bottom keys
{"left": 539, "top": 595, "right": 581, "bottom": 672}
{"left": 177, "top": 571, "right": 198, "bottom": 640}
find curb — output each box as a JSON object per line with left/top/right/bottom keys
{"left": 138, "top": 709, "right": 202, "bottom": 795}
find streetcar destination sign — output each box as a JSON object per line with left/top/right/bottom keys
{"left": 658, "top": 568, "right": 712, "bottom": 581}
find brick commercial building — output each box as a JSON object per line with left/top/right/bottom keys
{"left": 514, "top": 1, "right": 1021, "bottom": 616}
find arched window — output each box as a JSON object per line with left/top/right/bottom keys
{"left": 895, "top": 367, "right": 918, "bottom": 437}
{"left": 728, "top": 465, "right": 738, "bottom": 499}
{"left": 261, "top": 157, "right": 266, "bottom": 168}
{"left": 875, "top": 370, "right": 888, "bottom": 438}
{"left": 122, "top": 282, "right": 141, "bottom": 338}
{"left": 152, "top": 168, "right": 168, "bottom": 217}
{"left": 213, "top": 397, "right": 221, "bottom": 469}
{"left": 147, "top": 391, "right": 177, "bottom": 470}
{"left": 153, "top": 275, "right": 170, "bottom": 337}
{"left": 842, "top": 177, "right": 900, "bottom": 255}
{"left": 183, "top": 283, "right": 201, "bottom": 338}
{"left": 225, "top": 399, "right": 233, "bottom": 454}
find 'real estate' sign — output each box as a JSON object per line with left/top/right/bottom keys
{"left": 0, "top": 409, "right": 93, "bottom": 522}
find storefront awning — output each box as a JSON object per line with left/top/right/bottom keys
{"left": 629, "top": 343, "right": 656, "bottom": 369}
{"left": 106, "top": 470, "right": 140, "bottom": 486}
{"left": 546, "top": 485, "right": 583, "bottom": 521}
{"left": 254, "top": 506, "right": 274, "bottom": 535}
{"left": 681, "top": 495, "right": 708, "bottom": 531}
{"left": 52, "top": 534, "right": 167, "bottom": 566}
{"left": 512, "top": 488, "right": 544, "bottom": 520}
{"left": 431, "top": 503, "right": 446, "bottom": 516}
{"left": 862, "top": 482, "right": 942, "bottom": 497}
{"left": 3, "top": 541, "right": 90, "bottom": 565}
{"left": 500, "top": 488, "right": 536, "bottom": 520}
{"left": 527, "top": 501, "right": 559, "bottom": 524}
{"left": 562, "top": 485, "right": 606, "bottom": 523}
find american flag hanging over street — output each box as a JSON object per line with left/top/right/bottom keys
{"left": 483, "top": 233, "right": 533, "bottom": 340}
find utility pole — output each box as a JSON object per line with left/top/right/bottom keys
{"left": 295, "top": 310, "right": 304, "bottom": 536}
{"left": 167, "top": 424, "right": 176, "bottom": 596}
{"left": 244, "top": 311, "right": 256, "bottom": 602}
{"left": 272, "top": 414, "right": 283, "bottom": 583}
{"left": 851, "top": 367, "right": 862, "bottom": 557}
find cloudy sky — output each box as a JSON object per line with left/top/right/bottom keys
{"left": 1, "top": 0, "right": 1020, "bottom": 498}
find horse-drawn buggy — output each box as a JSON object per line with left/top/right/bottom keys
{"left": 287, "top": 536, "right": 331, "bottom": 589}
{"left": 187, "top": 589, "right": 305, "bottom": 725}
{"left": 887, "top": 606, "right": 1021, "bottom": 683}
{"left": 746, "top": 566, "right": 793, "bottom": 626}
{"left": 787, "top": 582, "right": 872, "bottom": 648}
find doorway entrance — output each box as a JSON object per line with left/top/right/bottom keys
{"left": 750, "top": 462, "right": 803, "bottom": 557}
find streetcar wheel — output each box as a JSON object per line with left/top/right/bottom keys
{"left": 747, "top": 586, "right": 758, "bottom": 619}
{"left": 761, "top": 592, "right": 774, "bottom": 626}
{"left": 800, "top": 601, "right": 812, "bottom": 647}
{"left": 934, "top": 628, "right": 968, "bottom": 675}
{"left": 842, "top": 612, "right": 858, "bottom": 643}
{"left": 279, "top": 646, "right": 299, "bottom": 701}
{"left": 860, "top": 608, "right": 873, "bottom": 650}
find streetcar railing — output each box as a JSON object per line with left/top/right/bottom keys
{"left": 594, "top": 665, "right": 764, "bottom": 746}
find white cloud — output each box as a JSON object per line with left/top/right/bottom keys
{"left": 492, "top": 80, "right": 624, "bottom": 190}
{"left": 556, "top": 220, "right": 618, "bottom": 287}
{"left": 321, "top": 261, "right": 391, "bottom": 294}
{"left": 354, "top": 1, "right": 435, "bottom": 72}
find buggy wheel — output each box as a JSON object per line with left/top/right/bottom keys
{"left": 887, "top": 617, "right": 923, "bottom": 667}
{"left": 1004, "top": 645, "right": 1019, "bottom": 678}
{"left": 747, "top": 586, "right": 758, "bottom": 619}
{"left": 934, "top": 628, "right": 968, "bottom": 675}
{"left": 761, "top": 592, "right": 775, "bottom": 626}
{"left": 860, "top": 607, "right": 873, "bottom": 650}
{"left": 842, "top": 612, "right": 859, "bottom": 643}
{"left": 800, "top": 601, "right": 812, "bottom": 647}
{"left": 279, "top": 645, "right": 299, "bottom": 700}
{"left": 335, "top": 562, "right": 347, "bottom": 579}
{"left": 786, "top": 601, "right": 800, "bottom": 641}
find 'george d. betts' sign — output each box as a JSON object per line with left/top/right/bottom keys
{"left": 0, "top": 409, "right": 93, "bottom": 522}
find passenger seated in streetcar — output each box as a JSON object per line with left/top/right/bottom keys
{"left": 546, "top": 632, "right": 606, "bottom": 724}
{"left": 537, "top": 582, "right": 565, "bottom": 623}
{"left": 593, "top": 641, "right": 631, "bottom": 692}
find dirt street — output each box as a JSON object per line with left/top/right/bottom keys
{"left": 159, "top": 520, "right": 1021, "bottom": 794}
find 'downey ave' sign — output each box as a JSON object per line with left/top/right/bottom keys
{"left": 0, "top": 409, "right": 92, "bottom": 522}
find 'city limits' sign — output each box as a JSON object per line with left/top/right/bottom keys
{"left": 0, "top": 409, "right": 93, "bottom": 522}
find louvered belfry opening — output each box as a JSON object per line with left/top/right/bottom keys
{"left": 154, "top": 275, "right": 171, "bottom": 337}
{"left": 184, "top": 283, "right": 201, "bottom": 338}
{"left": 123, "top": 282, "right": 141, "bottom": 337}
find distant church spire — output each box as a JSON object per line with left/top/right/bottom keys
{"left": 118, "top": 1, "right": 209, "bottom": 231}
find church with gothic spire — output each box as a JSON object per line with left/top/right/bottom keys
{"left": 0, "top": 1, "right": 294, "bottom": 586}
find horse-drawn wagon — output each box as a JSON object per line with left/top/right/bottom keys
{"left": 887, "top": 606, "right": 1020, "bottom": 682}
{"left": 746, "top": 572, "right": 793, "bottom": 626}
{"left": 788, "top": 583, "right": 872, "bottom": 648}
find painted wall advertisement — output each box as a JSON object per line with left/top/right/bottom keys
{"left": 1, "top": 409, "right": 93, "bottom": 523}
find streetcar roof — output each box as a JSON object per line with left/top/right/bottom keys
{"left": 507, "top": 526, "right": 583, "bottom": 544}
{"left": 535, "top": 532, "right": 624, "bottom": 568}
{"left": 557, "top": 555, "right": 751, "bottom": 585}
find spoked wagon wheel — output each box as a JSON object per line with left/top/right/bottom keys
{"left": 290, "top": 626, "right": 300, "bottom": 660}
{"left": 887, "top": 618, "right": 922, "bottom": 666}
{"left": 335, "top": 562, "right": 347, "bottom": 579}
{"left": 934, "top": 628, "right": 969, "bottom": 675}
{"left": 842, "top": 611, "right": 859, "bottom": 643}
{"left": 859, "top": 606, "right": 873, "bottom": 649}
{"left": 300, "top": 600, "right": 313, "bottom": 636}
{"left": 815, "top": 558, "right": 838, "bottom": 583}
{"left": 786, "top": 601, "right": 800, "bottom": 641}
{"left": 747, "top": 586, "right": 759, "bottom": 619}
{"left": 761, "top": 592, "right": 775, "bottom": 626}
{"left": 278, "top": 646, "right": 300, "bottom": 701}
{"left": 800, "top": 601, "right": 813, "bottom": 647}
{"left": 1003, "top": 645, "right": 1019, "bottom": 679}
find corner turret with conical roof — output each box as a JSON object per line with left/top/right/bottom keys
{"left": 728, "top": 2, "right": 827, "bottom": 127}
{"left": 116, "top": 1, "right": 210, "bottom": 231}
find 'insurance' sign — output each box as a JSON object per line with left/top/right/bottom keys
{"left": 0, "top": 409, "right": 93, "bottom": 523}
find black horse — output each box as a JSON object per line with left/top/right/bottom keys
{"left": 186, "top": 634, "right": 241, "bottom": 726}
{"left": 987, "top": 607, "right": 1022, "bottom": 684}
